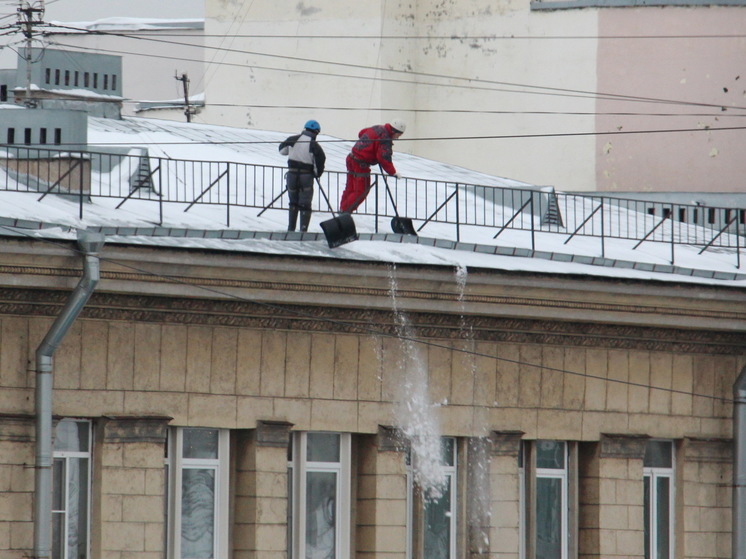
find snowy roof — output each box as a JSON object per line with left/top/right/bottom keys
{"left": 0, "top": 114, "right": 744, "bottom": 288}
{"left": 47, "top": 17, "right": 204, "bottom": 32}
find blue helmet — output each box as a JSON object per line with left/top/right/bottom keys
{"left": 304, "top": 119, "right": 321, "bottom": 133}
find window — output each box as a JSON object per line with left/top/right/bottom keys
{"left": 7, "top": 128, "right": 15, "bottom": 144}
{"left": 166, "top": 428, "right": 230, "bottom": 559}
{"left": 55, "top": 69, "right": 60, "bottom": 85}
{"left": 288, "top": 432, "right": 352, "bottom": 559}
{"left": 521, "top": 440, "right": 573, "bottom": 559}
{"left": 52, "top": 419, "right": 92, "bottom": 559}
{"left": 45, "top": 68, "right": 51, "bottom": 84}
{"left": 93, "top": 73, "right": 98, "bottom": 89}
{"left": 64, "top": 70, "right": 70, "bottom": 86}
{"left": 84, "top": 73, "right": 89, "bottom": 87}
{"left": 406, "top": 437, "right": 458, "bottom": 559}
{"left": 644, "top": 440, "right": 674, "bottom": 559}
{"left": 40, "top": 128, "right": 47, "bottom": 144}
{"left": 103, "top": 74, "right": 108, "bottom": 90}
{"left": 54, "top": 128, "right": 62, "bottom": 145}
{"left": 0, "top": 84, "right": 6, "bottom": 102}
{"left": 112, "top": 74, "right": 117, "bottom": 91}
{"left": 24, "top": 128, "right": 32, "bottom": 145}
{"left": 74, "top": 71, "right": 79, "bottom": 87}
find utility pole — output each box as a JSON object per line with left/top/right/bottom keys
{"left": 175, "top": 72, "right": 194, "bottom": 123}
{"left": 17, "top": 0, "right": 45, "bottom": 108}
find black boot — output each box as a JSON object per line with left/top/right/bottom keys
{"left": 288, "top": 208, "right": 299, "bottom": 231}
{"left": 299, "top": 210, "right": 312, "bottom": 232}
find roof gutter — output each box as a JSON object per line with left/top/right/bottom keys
{"left": 734, "top": 365, "right": 746, "bottom": 559}
{"left": 33, "top": 229, "right": 105, "bottom": 559}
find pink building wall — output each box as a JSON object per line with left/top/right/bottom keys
{"left": 595, "top": 7, "right": 746, "bottom": 192}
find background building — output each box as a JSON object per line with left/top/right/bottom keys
{"left": 194, "top": 0, "right": 746, "bottom": 193}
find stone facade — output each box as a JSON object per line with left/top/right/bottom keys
{"left": 0, "top": 240, "right": 744, "bottom": 558}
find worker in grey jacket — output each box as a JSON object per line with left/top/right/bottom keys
{"left": 278, "top": 120, "right": 326, "bottom": 232}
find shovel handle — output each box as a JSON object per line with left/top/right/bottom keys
{"left": 378, "top": 165, "right": 400, "bottom": 217}
{"left": 315, "top": 177, "right": 336, "bottom": 217}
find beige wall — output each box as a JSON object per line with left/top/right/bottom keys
{"left": 0, "top": 242, "right": 744, "bottom": 557}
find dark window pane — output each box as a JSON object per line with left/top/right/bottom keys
{"left": 54, "top": 420, "right": 89, "bottom": 452}
{"left": 69, "top": 457, "right": 89, "bottom": 559}
{"left": 536, "top": 441, "right": 565, "bottom": 469}
{"left": 644, "top": 476, "right": 651, "bottom": 559}
{"left": 656, "top": 477, "right": 670, "bottom": 559}
{"left": 307, "top": 433, "right": 340, "bottom": 463}
{"left": 305, "top": 471, "right": 336, "bottom": 559}
{"left": 536, "top": 477, "right": 562, "bottom": 559}
{"left": 183, "top": 429, "right": 219, "bottom": 459}
{"left": 424, "top": 476, "right": 452, "bottom": 559}
{"left": 644, "top": 441, "right": 672, "bottom": 468}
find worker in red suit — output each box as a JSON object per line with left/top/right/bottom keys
{"left": 339, "top": 119, "right": 406, "bottom": 213}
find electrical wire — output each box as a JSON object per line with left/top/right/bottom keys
{"left": 31, "top": 124, "right": 746, "bottom": 148}
{"left": 44, "top": 26, "right": 746, "bottom": 112}
{"left": 0, "top": 223, "right": 736, "bottom": 404}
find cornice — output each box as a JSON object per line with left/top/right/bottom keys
{"left": 0, "top": 285, "right": 744, "bottom": 355}
{"left": 6, "top": 263, "right": 746, "bottom": 326}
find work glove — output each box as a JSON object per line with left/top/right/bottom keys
{"left": 394, "top": 172, "right": 402, "bottom": 179}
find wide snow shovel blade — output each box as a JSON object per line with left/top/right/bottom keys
{"left": 391, "top": 216, "right": 417, "bottom": 235}
{"left": 379, "top": 166, "right": 417, "bottom": 236}
{"left": 320, "top": 213, "right": 358, "bottom": 248}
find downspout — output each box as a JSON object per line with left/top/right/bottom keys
{"left": 734, "top": 365, "right": 746, "bottom": 559}
{"left": 33, "top": 229, "right": 105, "bottom": 559}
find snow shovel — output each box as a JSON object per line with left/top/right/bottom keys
{"left": 316, "top": 178, "right": 358, "bottom": 248}
{"left": 379, "top": 167, "right": 417, "bottom": 236}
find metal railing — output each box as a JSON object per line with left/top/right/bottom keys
{"left": 0, "top": 145, "right": 742, "bottom": 267}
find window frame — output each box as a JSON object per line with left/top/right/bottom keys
{"left": 406, "top": 436, "right": 458, "bottom": 559}
{"left": 52, "top": 418, "right": 92, "bottom": 559}
{"left": 643, "top": 440, "right": 675, "bottom": 559}
{"left": 288, "top": 431, "right": 352, "bottom": 559}
{"left": 165, "top": 427, "right": 230, "bottom": 559}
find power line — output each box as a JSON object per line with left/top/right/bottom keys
{"left": 1, "top": 223, "right": 733, "bottom": 404}
{"left": 47, "top": 124, "right": 743, "bottom": 148}
{"left": 66, "top": 31, "right": 746, "bottom": 41}
{"left": 44, "top": 26, "right": 746, "bottom": 112}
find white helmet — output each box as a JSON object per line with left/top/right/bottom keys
{"left": 390, "top": 119, "right": 407, "bottom": 133}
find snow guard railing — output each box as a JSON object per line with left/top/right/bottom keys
{"left": 0, "top": 145, "right": 742, "bottom": 267}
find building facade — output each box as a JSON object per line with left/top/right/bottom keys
{"left": 197, "top": 0, "right": 746, "bottom": 193}
{"left": 0, "top": 236, "right": 744, "bottom": 559}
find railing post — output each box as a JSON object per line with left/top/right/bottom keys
{"left": 670, "top": 205, "right": 675, "bottom": 265}
{"left": 79, "top": 153, "right": 84, "bottom": 219}
{"left": 226, "top": 164, "right": 231, "bottom": 227}
{"left": 738, "top": 216, "right": 741, "bottom": 269}
{"left": 374, "top": 175, "right": 379, "bottom": 234}
{"left": 600, "top": 198, "right": 605, "bottom": 259}
{"left": 158, "top": 162, "right": 163, "bottom": 225}
{"left": 530, "top": 193, "right": 535, "bottom": 252}
{"left": 455, "top": 183, "right": 461, "bottom": 242}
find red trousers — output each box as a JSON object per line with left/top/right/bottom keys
{"left": 340, "top": 155, "right": 372, "bottom": 212}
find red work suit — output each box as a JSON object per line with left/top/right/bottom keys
{"left": 339, "top": 124, "right": 398, "bottom": 213}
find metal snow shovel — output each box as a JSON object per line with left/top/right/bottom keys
{"left": 379, "top": 166, "right": 417, "bottom": 236}
{"left": 316, "top": 177, "right": 359, "bottom": 248}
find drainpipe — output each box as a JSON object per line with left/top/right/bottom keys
{"left": 734, "top": 365, "right": 746, "bottom": 559}
{"left": 33, "top": 229, "right": 105, "bottom": 559}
